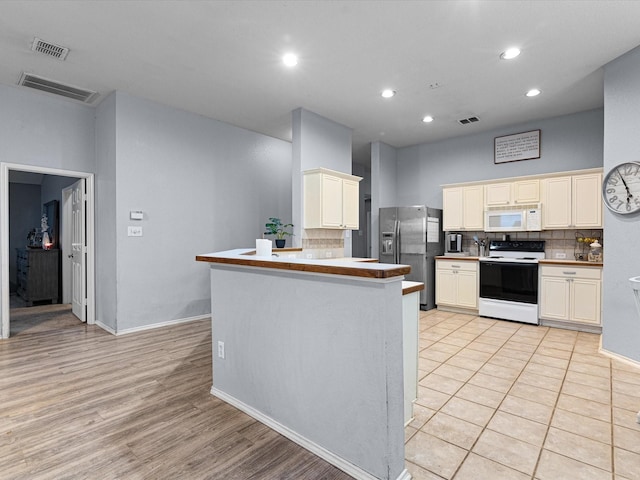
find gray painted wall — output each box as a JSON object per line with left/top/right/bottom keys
{"left": 41, "top": 175, "right": 78, "bottom": 206}
{"left": 602, "top": 46, "right": 640, "bottom": 362}
{"left": 395, "top": 109, "right": 604, "bottom": 209}
{"left": 8, "top": 183, "right": 41, "bottom": 291}
{"left": 371, "top": 141, "right": 398, "bottom": 259}
{"left": 109, "top": 92, "right": 292, "bottom": 331}
{"left": 351, "top": 162, "right": 371, "bottom": 258}
{"left": 96, "top": 92, "right": 118, "bottom": 331}
{"left": 0, "top": 84, "right": 96, "bottom": 316}
{"left": 0, "top": 84, "right": 96, "bottom": 173}
{"left": 1, "top": 85, "right": 292, "bottom": 333}
{"left": 292, "top": 108, "right": 354, "bottom": 255}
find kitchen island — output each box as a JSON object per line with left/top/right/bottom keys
{"left": 196, "top": 249, "right": 412, "bottom": 480}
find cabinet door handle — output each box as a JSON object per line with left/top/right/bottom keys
{"left": 563, "top": 271, "right": 576, "bottom": 275}
{"left": 452, "top": 265, "right": 460, "bottom": 269}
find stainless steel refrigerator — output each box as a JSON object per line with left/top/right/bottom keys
{"left": 379, "top": 206, "right": 444, "bottom": 310}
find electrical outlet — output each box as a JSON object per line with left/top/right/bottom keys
{"left": 325, "top": 251, "right": 332, "bottom": 258}
{"left": 555, "top": 252, "right": 567, "bottom": 259}
{"left": 217, "top": 340, "right": 225, "bottom": 359}
{"left": 306, "top": 253, "right": 313, "bottom": 259}
{"left": 128, "top": 226, "right": 143, "bottom": 237}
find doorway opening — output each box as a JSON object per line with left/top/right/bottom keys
{"left": 1, "top": 163, "right": 95, "bottom": 339}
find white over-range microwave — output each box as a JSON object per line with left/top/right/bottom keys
{"left": 484, "top": 206, "right": 542, "bottom": 232}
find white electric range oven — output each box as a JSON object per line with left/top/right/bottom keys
{"left": 478, "top": 240, "right": 545, "bottom": 325}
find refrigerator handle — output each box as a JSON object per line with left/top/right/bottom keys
{"left": 395, "top": 220, "right": 400, "bottom": 264}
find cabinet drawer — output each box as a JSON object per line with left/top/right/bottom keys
{"left": 437, "top": 260, "right": 478, "bottom": 272}
{"left": 540, "top": 265, "right": 601, "bottom": 280}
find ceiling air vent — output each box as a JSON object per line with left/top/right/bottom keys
{"left": 457, "top": 116, "right": 480, "bottom": 125}
{"left": 31, "top": 37, "right": 69, "bottom": 60}
{"left": 18, "top": 72, "right": 99, "bottom": 104}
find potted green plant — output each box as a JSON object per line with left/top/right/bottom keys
{"left": 264, "top": 217, "right": 294, "bottom": 248}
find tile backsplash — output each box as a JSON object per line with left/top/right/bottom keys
{"left": 301, "top": 228, "right": 344, "bottom": 259}
{"left": 460, "top": 229, "right": 604, "bottom": 260}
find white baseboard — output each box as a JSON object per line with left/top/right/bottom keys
{"left": 95, "top": 320, "right": 116, "bottom": 335}
{"left": 95, "top": 314, "right": 210, "bottom": 336}
{"left": 116, "top": 314, "right": 210, "bottom": 335}
{"left": 599, "top": 341, "right": 640, "bottom": 370}
{"left": 211, "top": 387, "right": 410, "bottom": 480}
{"left": 396, "top": 469, "right": 412, "bottom": 480}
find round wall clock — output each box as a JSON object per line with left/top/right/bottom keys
{"left": 602, "top": 161, "right": 640, "bottom": 214}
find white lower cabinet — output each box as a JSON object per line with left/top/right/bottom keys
{"left": 436, "top": 259, "right": 478, "bottom": 311}
{"left": 539, "top": 265, "right": 602, "bottom": 326}
{"left": 402, "top": 288, "right": 419, "bottom": 426}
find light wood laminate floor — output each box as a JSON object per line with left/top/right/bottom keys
{"left": 1, "top": 305, "right": 351, "bottom": 479}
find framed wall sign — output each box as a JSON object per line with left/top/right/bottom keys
{"left": 494, "top": 129, "right": 541, "bottom": 164}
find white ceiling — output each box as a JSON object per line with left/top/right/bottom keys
{"left": 2, "top": 1, "right": 640, "bottom": 165}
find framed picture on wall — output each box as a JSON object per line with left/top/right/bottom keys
{"left": 494, "top": 129, "right": 541, "bottom": 164}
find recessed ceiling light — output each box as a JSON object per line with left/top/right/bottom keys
{"left": 500, "top": 47, "right": 521, "bottom": 60}
{"left": 422, "top": 115, "right": 434, "bottom": 123}
{"left": 282, "top": 53, "right": 298, "bottom": 67}
{"left": 381, "top": 89, "right": 396, "bottom": 98}
{"left": 526, "top": 88, "right": 541, "bottom": 97}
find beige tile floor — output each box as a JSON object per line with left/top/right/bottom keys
{"left": 405, "top": 309, "right": 640, "bottom": 480}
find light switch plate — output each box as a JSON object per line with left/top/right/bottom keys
{"left": 128, "top": 226, "right": 143, "bottom": 237}
{"left": 130, "top": 210, "right": 144, "bottom": 220}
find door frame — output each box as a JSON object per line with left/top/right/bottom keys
{"left": 0, "top": 162, "right": 95, "bottom": 338}
{"left": 61, "top": 185, "right": 74, "bottom": 305}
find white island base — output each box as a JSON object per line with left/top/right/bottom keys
{"left": 197, "top": 250, "right": 412, "bottom": 480}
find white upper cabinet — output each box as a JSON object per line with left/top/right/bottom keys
{"left": 541, "top": 172, "right": 602, "bottom": 229}
{"left": 443, "top": 185, "right": 484, "bottom": 231}
{"left": 542, "top": 176, "right": 573, "bottom": 228}
{"left": 341, "top": 178, "right": 360, "bottom": 229}
{"left": 513, "top": 179, "right": 540, "bottom": 204}
{"left": 442, "top": 168, "right": 602, "bottom": 233}
{"left": 572, "top": 173, "right": 603, "bottom": 228}
{"left": 443, "top": 187, "right": 464, "bottom": 230}
{"left": 485, "top": 183, "right": 512, "bottom": 206}
{"left": 485, "top": 179, "right": 540, "bottom": 207}
{"left": 463, "top": 185, "right": 484, "bottom": 230}
{"left": 303, "top": 168, "right": 362, "bottom": 230}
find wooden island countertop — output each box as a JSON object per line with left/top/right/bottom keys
{"left": 196, "top": 249, "right": 410, "bottom": 279}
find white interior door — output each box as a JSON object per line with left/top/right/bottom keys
{"left": 71, "top": 179, "right": 86, "bottom": 322}
{"left": 61, "top": 186, "right": 73, "bottom": 304}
